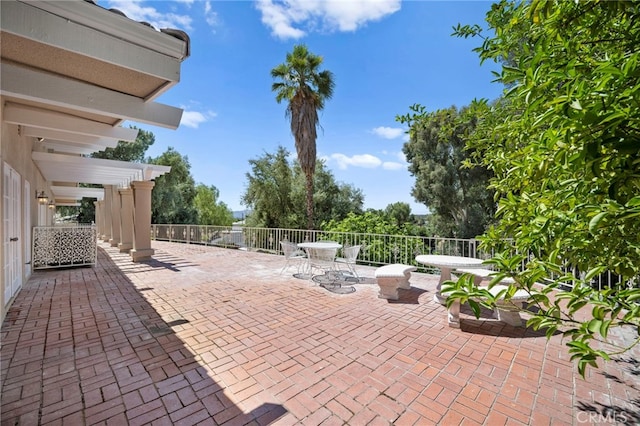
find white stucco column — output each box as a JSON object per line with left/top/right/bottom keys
{"left": 94, "top": 201, "right": 102, "bottom": 237}
{"left": 118, "top": 187, "right": 134, "bottom": 253}
{"left": 130, "top": 180, "right": 155, "bottom": 262}
{"left": 102, "top": 185, "right": 112, "bottom": 242}
{"left": 109, "top": 185, "right": 122, "bottom": 247}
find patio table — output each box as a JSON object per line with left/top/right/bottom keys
{"left": 297, "top": 242, "right": 357, "bottom": 293}
{"left": 297, "top": 242, "right": 342, "bottom": 277}
{"left": 415, "top": 254, "right": 485, "bottom": 304}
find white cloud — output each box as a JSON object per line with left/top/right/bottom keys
{"left": 105, "top": 0, "right": 193, "bottom": 31}
{"left": 382, "top": 161, "right": 405, "bottom": 170}
{"left": 180, "top": 110, "right": 217, "bottom": 129}
{"left": 204, "top": 1, "right": 219, "bottom": 29}
{"left": 256, "top": 0, "right": 401, "bottom": 40}
{"left": 330, "top": 153, "right": 382, "bottom": 170}
{"left": 372, "top": 126, "right": 404, "bottom": 139}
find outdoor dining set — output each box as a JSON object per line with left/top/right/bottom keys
{"left": 280, "top": 241, "right": 530, "bottom": 327}
{"left": 280, "top": 240, "right": 362, "bottom": 293}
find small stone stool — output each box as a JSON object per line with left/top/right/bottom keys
{"left": 375, "top": 264, "right": 417, "bottom": 300}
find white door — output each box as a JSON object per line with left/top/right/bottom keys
{"left": 3, "top": 163, "right": 22, "bottom": 305}
{"left": 24, "top": 180, "right": 32, "bottom": 279}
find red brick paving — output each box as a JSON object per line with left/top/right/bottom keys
{"left": 1, "top": 241, "right": 639, "bottom": 425}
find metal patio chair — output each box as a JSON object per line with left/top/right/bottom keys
{"left": 280, "top": 241, "right": 307, "bottom": 274}
{"left": 335, "top": 245, "right": 361, "bottom": 281}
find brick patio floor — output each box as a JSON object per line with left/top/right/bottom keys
{"left": 1, "top": 241, "right": 639, "bottom": 425}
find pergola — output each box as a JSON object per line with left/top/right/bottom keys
{"left": 1, "top": 0, "right": 191, "bottom": 261}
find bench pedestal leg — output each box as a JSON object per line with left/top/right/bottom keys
{"left": 398, "top": 275, "right": 411, "bottom": 290}
{"left": 377, "top": 279, "right": 400, "bottom": 300}
{"left": 448, "top": 300, "right": 461, "bottom": 328}
{"left": 495, "top": 308, "right": 523, "bottom": 327}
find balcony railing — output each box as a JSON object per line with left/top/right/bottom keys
{"left": 151, "top": 224, "right": 493, "bottom": 272}
{"left": 151, "top": 224, "right": 634, "bottom": 292}
{"left": 32, "top": 225, "right": 97, "bottom": 269}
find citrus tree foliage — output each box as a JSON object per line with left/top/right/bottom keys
{"left": 242, "top": 146, "right": 363, "bottom": 229}
{"left": 75, "top": 128, "right": 155, "bottom": 223}
{"left": 446, "top": 0, "right": 640, "bottom": 375}
{"left": 396, "top": 104, "right": 495, "bottom": 238}
{"left": 193, "top": 184, "right": 234, "bottom": 226}
{"left": 149, "top": 147, "right": 197, "bottom": 224}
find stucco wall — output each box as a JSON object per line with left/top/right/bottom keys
{"left": 0, "top": 97, "right": 48, "bottom": 321}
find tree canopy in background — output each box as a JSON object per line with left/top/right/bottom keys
{"left": 149, "top": 147, "right": 198, "bottom": 224}
{"left": 194, "top": 184, "right": 234, "bottom": 226}
{"left": 446, "top": 0, "right": 640, "bottom": 374}
{"left": 93, "top": 126, "right": 154, "bottom": 163}
{"left": 75, "top": 128, "right": 156, "bottom": 223}
{"left": 397, "top": 104, "right": 495, "bottom": 238}
{"left": 242, "top": 146, "right": 364, "bottom": 229}
{"left": 384, "top": 202, "right": 412, "bottom": 229}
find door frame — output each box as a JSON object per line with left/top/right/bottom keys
{"left": 3, "top": 162, "right": 23, "bottom": 306}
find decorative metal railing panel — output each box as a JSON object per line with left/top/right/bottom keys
{"left": 32, "top": 226, "right": 97, "bottom": 269}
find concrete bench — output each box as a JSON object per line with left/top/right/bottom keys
{"left": 375, "top": 264, "right": 417, "bottom": 300}
{"left": 453, "top": 268, "right": 516, "bottom": 285}
{"left": 447, "top": 283, "right": 529, "bottom": 328}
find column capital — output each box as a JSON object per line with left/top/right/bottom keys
{"left": 131, "top": 180, "right": 155, "bottom": 190}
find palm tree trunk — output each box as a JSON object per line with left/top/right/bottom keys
{"left": 305, "top": 171, "right": 314, "bottom": 230}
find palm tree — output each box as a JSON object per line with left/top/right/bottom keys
{"left": 271, "top": 44, "right": 335, "bottom": 230}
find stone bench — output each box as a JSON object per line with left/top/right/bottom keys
{"left": 375, "top": 264, "right": 417, "bottom": 300}
{"left": 447, "top": 276, "right": 530, "bottom": 328}
{"left": 454, "top": 268, "right": 516, "bottom": 285}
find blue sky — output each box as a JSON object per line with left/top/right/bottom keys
{"left": 103, "top": 0, "right": 503, "bottom": 214}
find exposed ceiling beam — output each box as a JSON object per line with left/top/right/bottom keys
{"left": 1, "top": 0, "right": 182, "bottom": 82}
{"left": 51, "top": 186, "right": 104, "bottom": 201}
{"left": 5, "top": 103, "right": 139, "bottom": 141}
{"left": 40, "top": 141, "right": 105, "bottom": 155}
{"left": 33, "top": 151, "right": 171, "bottom": 187}
{"left": 22, "top": 127, "right": 119, "bottom": 148}
{"left": 54, "top": 202, "right": 81, "bottom": 207}
{"left": 1, "top": 63, "right": 183, "bottom": 129}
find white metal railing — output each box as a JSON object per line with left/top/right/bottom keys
{"left": 150, "top": 224, "right": 633, "bottom": 291}
{"left": 32, "top": 225, "right": 97, "bottom": 269}
{"left": 151, "top": 224, "right": 489, "bottom": 270}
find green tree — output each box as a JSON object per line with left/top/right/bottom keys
{"left": 194, "top": 184, "right": 234, "bottom": 226}
{"left": 271, "top": 44, "right": 335, "bottom": 230}
{"left": 76, "top": 128, "right": 155, "bottom": 223}
{"left": 448, "top": 0, "right": 640, "bottom": 375}
{"left": 322, "top": 211, "right": 423, "bottom": 265}
{"left": 149, "top": 147, "right": 197, "bottom": 224}
{"left": 242, "top": 147, "right": 363, "bottom": 229}
{"left": 385, "top": 202, "right": 412, "bottom": 228}
{"left": 242, "top": 147, "right": 295, "bottom": 228}
{"left": 294, "top": 162, "right": 364, "bottom": 228}
{"left": 93, "top": 126, "right": 154, "bottom": 163}
{"left": 397, "top": 104, "right": 495, "bottom": 238}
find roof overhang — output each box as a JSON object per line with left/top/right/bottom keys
{"left": 1, "top": 0, "right": 190, "bottom": 199}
